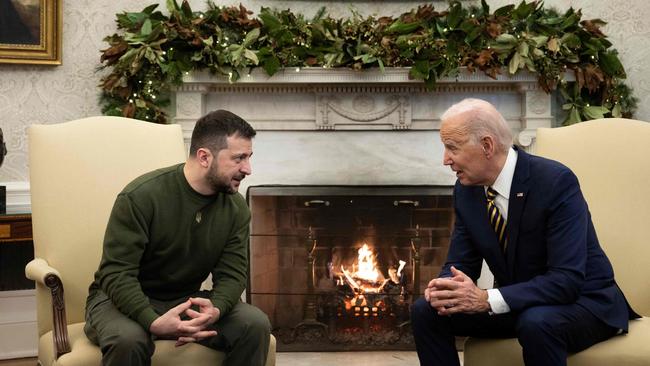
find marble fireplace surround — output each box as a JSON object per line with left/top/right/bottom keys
{"left": 174, "top": 67, "right": 554, "bottom": 193}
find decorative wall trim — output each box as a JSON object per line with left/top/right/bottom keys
{"left": 0, "top": 290, "right": 37, "bottom": 359}
{"left": 3, "top": 181, "right": 31, "bottom": 213}
{"left": 183, "top": 67, "right": 545, "bottom": 85}
{"left": 175, "top": 67, "right": 561, "bottom": 143}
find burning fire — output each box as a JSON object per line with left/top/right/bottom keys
{"left": 354, "top": 243, "right": 382, "bottom": 282}
{"left": 337, "top": 243, "right": 406, "bottom": 316}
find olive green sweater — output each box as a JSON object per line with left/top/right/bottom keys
{"left": 88, "top": 163, "right": 250, "bottom": 330}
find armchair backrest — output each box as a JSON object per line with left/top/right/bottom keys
{"left": 535, "top": 118, "right": 650, "bottom": 316}
{"left": 29, "top": 116, "right": 186, "bottom": 336}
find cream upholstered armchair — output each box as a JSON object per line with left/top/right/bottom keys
{"left": 464, "top": 118, "right": 650, "bottom": 365}
{"left": 25, "top": 116, "right": 276, "bottom": 366}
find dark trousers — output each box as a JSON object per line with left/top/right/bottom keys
{"left": 84, "top": 290, "right": 271, "bottom": 366}
{"left": 411, "top": 298, "right": 618, "bottom": 366}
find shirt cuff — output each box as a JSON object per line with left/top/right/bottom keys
{"left": 487, "top": 288, "right": 511, "bottom": 314}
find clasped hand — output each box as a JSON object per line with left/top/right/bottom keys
{"left": 149, "top": 297, "right": 221, "bottom": 347}
{"left": 424, "top": 266, "right": 490, "bottom": 315}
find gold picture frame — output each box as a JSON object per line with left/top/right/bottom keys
{"left": 0, "top": 0, "right": 62, "bottom": 65}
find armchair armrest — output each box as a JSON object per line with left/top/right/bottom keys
{"left": 25, "top": 258, "right": 71, "bottom": 358}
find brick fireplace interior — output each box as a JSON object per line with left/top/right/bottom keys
{"left": 248, "top": 185, "right": 453, "bottom": 351}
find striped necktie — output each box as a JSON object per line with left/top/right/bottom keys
{"left": 486, "top": 187, "right": 507, "bottom": 253}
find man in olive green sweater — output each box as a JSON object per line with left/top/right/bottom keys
{"left": 84, "top": 110, "right": 270, "bottom": 366}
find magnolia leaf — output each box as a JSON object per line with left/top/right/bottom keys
{"left": 566, "top": 54, "right": 580, "bottom": 63}
{"left": 513, "top": 1, "right": 534, "bottom": 20}
{"left": 144, "top": 48, "right": 158, "bottom": 63}
{"left": 583, "top": 105, "right": 609, "bottom": 119}
{"left": 562, "top": 103, "right": 573, "bottom": 111}
{"left": 561, "top": 33, "right": 581, "bottom": 49}
{"left": 524, "top": 57, "right": 536, "bottom": 72}
{"left": 243, "top": 28, "right": 261, "bottom": 47}
{"left": 496, "top": 34, "right": 517, "bottom": 45}
{"left": 563, "top": 107, "right": 582, "bottom": 125}
{"left": 141, "top": 19, "right": 152, "bottom": 36}
{"left": 599, "top": 50, "right": 626, "bottom": 78}
{"left": 517, "top": 42, "right": 529, "bottom": 57}
{"left": 244, "top": 49, "right": 259, "bottom": 65}
{"left": 530, "top": 36, "right": 548, "bottom": 48}
{"left": 494, "top": 4, "right": 515, "bottom": 17}
{"left": 447, "top": 1, "right": 462, "bottom": 29}
{"left": 166, "top": 0, "right": 180, "bottom": 12}
{"left": 560, "top": 11, "right": 580, "bottom": 30}
{"left": 480, "top": 0, "right": 490, "bottom": 14}
{"left": 611, "top": 103, "right": 622, "bottom": 118}
{"left": 539, "top": 16, "right": 563, "bottom": 25}
{"left": 509, "top": 52, "right": 522, "bottom": 74}
{"left": 378, "top": 58, "right": 385, "bottom": 73}
{"left": 261, "top": 55, "right": 281, "bottom": 76}
{"left": 230, "top": 47, "right": 243, "bottom": 62}
{"left": 142, "top": 4, "right": 159, "bottom": 14}
{"left": 532, "top": 47, "right": 544, "bottom": 57}
{"left": 387, "top": 20, "right": 421, "bottom": 34}
{"left": 585, "top": 38, "right": 606, "bottom": 52}
{"left": 465, "top": 26, "right": 482, "bottom": 44}
{"left": 489, "top": 42, "right": 516, "bottom": 52}
{"left": 180, "top": 0, "right": 193, "bottom": 18}
{"left": 259, "top": 11, "right": 282, "bottom": 33}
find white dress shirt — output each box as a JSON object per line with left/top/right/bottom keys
{"left": 484, "top": 147, "right": 518, "bottom": 314}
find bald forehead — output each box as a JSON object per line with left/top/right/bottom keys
{"left": 440, "top": 113, "right": 472, "bottom": 143}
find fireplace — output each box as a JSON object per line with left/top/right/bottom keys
{"left": 247, "top": 186, "right": 452, "bottom": 351}
{"left": 173, "top": 66, "right": 556, "bottom": 350}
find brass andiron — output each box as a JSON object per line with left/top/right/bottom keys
{"left": 289, "top": 227, "right": 329, "bottom": 342}
{"left": 411, "top": 224, "right": 421, "bottom": 303}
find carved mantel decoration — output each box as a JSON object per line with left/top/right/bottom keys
{"left": 175, "top": 67, "right": 565, "bottom": 149}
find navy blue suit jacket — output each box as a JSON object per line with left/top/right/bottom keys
{"left": 441, "top": 147, "right": 637, "bottom": 331}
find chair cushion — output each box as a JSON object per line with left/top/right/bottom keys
{"left": 41, "top": 322, "right": 225, "bottom": 366}
{"left": 464, "top": 317, "right": 650, "bottom": 366}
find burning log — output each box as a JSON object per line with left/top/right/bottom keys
{"left": 341, "top": 266, "right": 361, "bottom": 291}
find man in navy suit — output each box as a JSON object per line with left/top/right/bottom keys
{"left": 411, "top": 98, "right": 637, "bottom": 366}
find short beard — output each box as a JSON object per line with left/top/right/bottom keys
{"left": 206, "top": 163, "right": 235, "bottom": 194}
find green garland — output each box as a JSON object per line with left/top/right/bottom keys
{"left": 99, "top": 0, "right": 637, "bottom": 125}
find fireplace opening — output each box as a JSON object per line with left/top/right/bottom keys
{"left": 247, "top": 186, "right": 453, "bottom": 351}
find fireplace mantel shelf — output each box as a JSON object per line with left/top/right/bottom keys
{"left": 180, "top": 67, "right": 543, "bottom": 86}
{"left": 174, "top": 67, "right": 560, "bottom": 148}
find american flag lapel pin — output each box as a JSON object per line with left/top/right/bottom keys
{"left": 516, "top": 192, "right": 524, "bottom": 198}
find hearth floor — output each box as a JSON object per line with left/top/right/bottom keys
{"left": 276, "top": 351, "right": 463, "bottom": 365}
{"left": 0, "top": 352, "right": 464, "bottom": 365}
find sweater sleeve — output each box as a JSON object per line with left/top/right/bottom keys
{"left": 209, "top": 198, "right": 250, "bottom": 317}
{"left": 96, "top": 193, "right": 159, "bottom": 330}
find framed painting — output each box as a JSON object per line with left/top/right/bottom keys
{"left": 0, "top": 0, "right": 62, "bottom": 65}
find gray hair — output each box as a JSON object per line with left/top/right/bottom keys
{"left": 441, "top": 98, "right": 513, "bottom": 153}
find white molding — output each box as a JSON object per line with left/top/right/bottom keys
{"left": 2, "top": 181, "right": 31, "bottom": 213}
{"left": 181, "top": 67, "right": 542, "bottom": 85}
{"left": 0, "top": 290, "right": 37, "bottom": 360}
{"left": 174, "top": 67, "right": 561, "bottom": 140}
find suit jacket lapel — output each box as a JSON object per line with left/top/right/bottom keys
{"left": 506, "top": 147, "right": 530, "bottom": 279}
